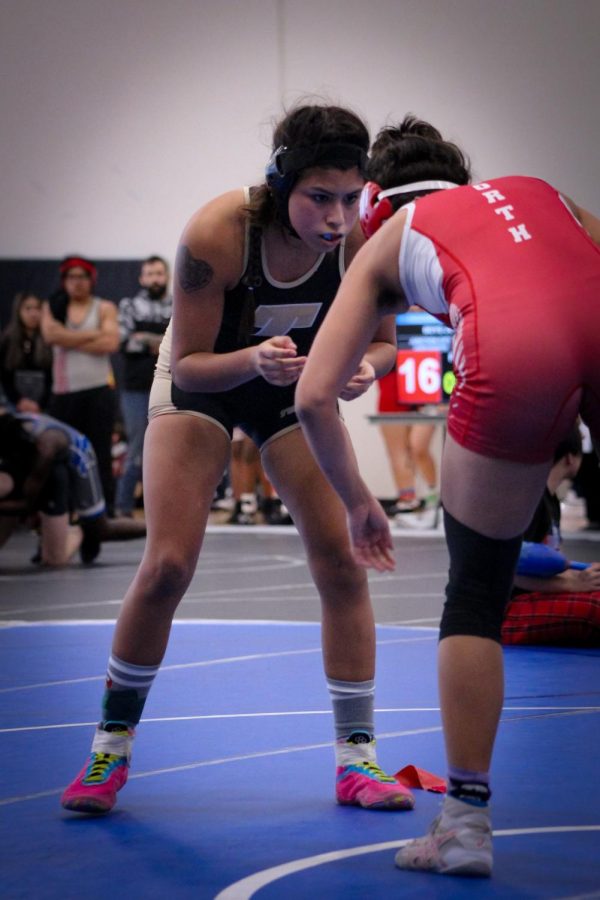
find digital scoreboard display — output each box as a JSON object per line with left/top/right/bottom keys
{"left": 394, "top": 310, "right": 455, "bottom": 405}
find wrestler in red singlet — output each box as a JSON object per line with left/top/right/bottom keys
{"left": 398, "top": 176, "right": 600, "bottom": 462}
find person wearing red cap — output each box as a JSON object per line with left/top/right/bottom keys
{"left": 41, "top": 255, "right": 119, "bottom": 516}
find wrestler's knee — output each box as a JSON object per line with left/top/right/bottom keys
{"left": 138, "top": 545, "right": 197, "bottom": 600}
{"left": 306, "top": 536, "right": 368, "bottom": 600}
{"left": 440, "top": 509, "right": 522, "bottom": 643}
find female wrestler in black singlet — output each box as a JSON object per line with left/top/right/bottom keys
{"left": 61, "top": 103, "right": 415, "bottom": 815}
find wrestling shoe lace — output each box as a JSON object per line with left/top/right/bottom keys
{"left": 336, "top": 757, "right": 415, "bottom": 810}
{"left": 61, "top": 727, "right": 132, "bottom": 814}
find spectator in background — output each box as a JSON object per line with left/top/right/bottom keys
{"left": 0, "top": 409, "right": 146, "bottom": 566}
{"left": 502, "top": 427, "right": 600, "bottom": 646}
{"left": 41, "top": 255, "right": 119, "bottom": 515}
{"left": 227, "top": 430, "right": 293, "bottom": 525}
{"left": 573, "top": 422, "right": 600, "bottom": 531}
{"left": 0, "top": 292, "right": 53, "bottom": 412}
{"left": 115, "top": 256, "right": 172, "bottom": 517}
{"left": 376, "top": 368, "right": 438, "bottom": 516}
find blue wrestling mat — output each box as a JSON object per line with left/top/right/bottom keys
{"left": 1, "top": 621, "right": 599, "bottom": 899}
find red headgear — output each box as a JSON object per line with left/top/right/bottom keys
{"left": 59, "top": 256, "right": 98, "bottom": 285}
{"left": 359, "top": 180, "right": 459, "bottom": 238}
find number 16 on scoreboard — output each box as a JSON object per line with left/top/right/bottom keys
{"left": 395, "top": 350, "right": 442, "bottom": 404}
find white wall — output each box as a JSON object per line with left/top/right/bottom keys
{"left": 2, "top": 0, "right": 599, "bottom": 492}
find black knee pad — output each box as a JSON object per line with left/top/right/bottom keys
{"left": 440, "top": 509, "right": 523, "bottom": 643}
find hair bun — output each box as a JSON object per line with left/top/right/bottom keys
{"left": 398, "top": 115, "right": 443, "bottom": 142}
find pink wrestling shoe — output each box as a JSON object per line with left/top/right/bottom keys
{"left": 335, "top": 732, "right": 415, "bottom": 810}
{"left": 61, "top": 727, "right": 132, "bottom": 814}
{"left": 395, "top": 795, "right": 492, "bottom": 876}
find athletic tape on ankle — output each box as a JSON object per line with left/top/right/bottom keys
{"left": 92, "top": 727, "right": 132, "bottom": 758}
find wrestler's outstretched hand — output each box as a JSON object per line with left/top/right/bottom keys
{"left": 347, "top": 497, "right": 395, "bottom": 572}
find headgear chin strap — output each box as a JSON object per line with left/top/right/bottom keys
{"left": 359, "top": 180, "right": 459, "bottom": 238}
{"left": 266, "top": 143, "right": 369, "bottom": 234}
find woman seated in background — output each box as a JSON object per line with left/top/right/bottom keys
{"left": 0, "top": 292, "right": 53, "bottom": 412}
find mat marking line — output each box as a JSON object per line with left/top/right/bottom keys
{"left": 214, "top": 826, "right": 600, "bottom": 900}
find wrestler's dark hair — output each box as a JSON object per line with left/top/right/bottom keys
{"left": 368, "top": 115, "right": 471, "bottom": 207}
{"left": 246, "top": 103, "right": 370, "bottom": 229}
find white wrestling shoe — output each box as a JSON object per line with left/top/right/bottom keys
{"left": 395, "top": 794, "right": 492, "bottom": 877}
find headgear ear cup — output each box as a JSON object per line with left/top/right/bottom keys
{"left": 360, "top": 180, "right": 460, "bottom": 238}
{"left": 265, "top": 146, "right": 300, "bottom": 233}
{"left": 265, "top": 147, "right": 296, "bottom": 197}
{"left": 359, "top": 182, "right": 394, "bottom": 238}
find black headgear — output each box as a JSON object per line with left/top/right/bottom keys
{"left": 265, "top": 142, "right": 369, "bottom": 233}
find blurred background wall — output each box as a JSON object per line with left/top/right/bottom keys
{"left": 2, "top": 0, "right": 598, "bottom": 492}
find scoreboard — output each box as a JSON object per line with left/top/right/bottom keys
{"left": 394, "top": 310, "right": 455, "bottom": 405}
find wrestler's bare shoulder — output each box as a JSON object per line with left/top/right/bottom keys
{"left": 183, "top": 189, "right": 248, "bottom": 243}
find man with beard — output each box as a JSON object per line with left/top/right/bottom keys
{"left": 115, "top": 256, "right": 172, "bottom": 517}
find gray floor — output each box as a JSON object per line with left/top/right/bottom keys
{"left": 1, "top": 521, "right": 598, "bottom": 627}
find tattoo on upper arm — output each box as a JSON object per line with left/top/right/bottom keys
{"left": 176, "top": 245, "right": 214, "bottom": 293}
